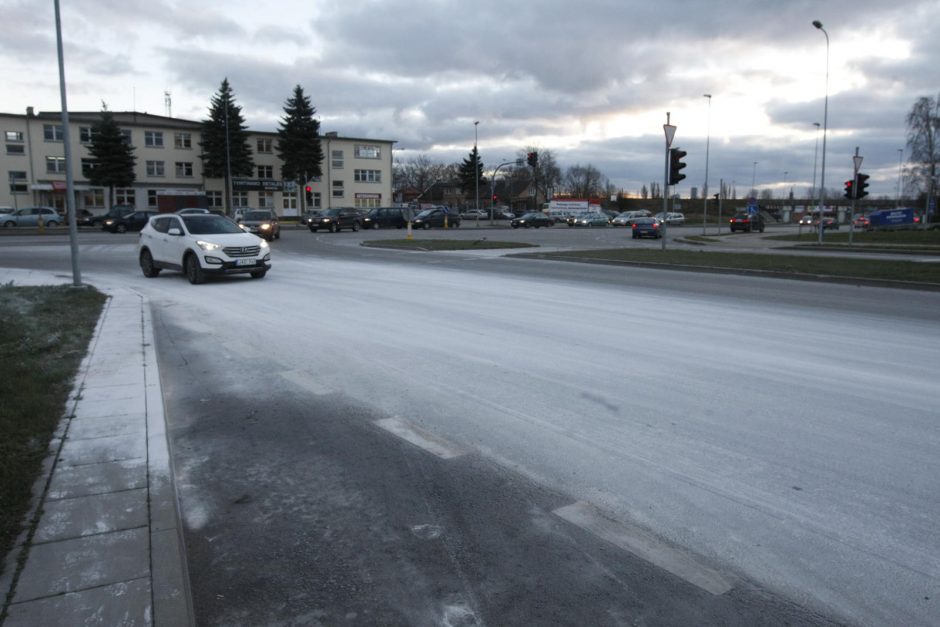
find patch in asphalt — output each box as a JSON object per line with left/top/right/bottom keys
{"left": 374, "top": 417, "right": 465, "bottom": 459}
{"left": 553, "top": 500, "right": 733, "bottom": 596}
{"left": 278, "top": 369, "right": 333, "bottom": 396}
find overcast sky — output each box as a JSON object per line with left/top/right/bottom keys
{"left": 2, "top": 0, "right": 938, "bottom": 199}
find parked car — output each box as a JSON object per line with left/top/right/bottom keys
{"left": 103, "top": 210, "right": 157, "bottom": 233}
{"left": 460, "top": 209, "right": 487, "bottom": 219}
{"left": 611, "top": 210, "right": 651, "bottom": 227}
{"left": 0, "top": 206, "right": 15, "bottom": 216}
{"left": 237, "top": 209, "right": 280, "bottom": 240}
{"left": 631, "top": 217, "right": 663, "bottom": 239}
{"left": 97, "top": 204, "right": 136, "bottom": 229}
{"left": 412, "top": 207, "right": 461, "bottom": 229}
{"left": 139, "top": 213, "right": 271, "bottom": 284}
{"left": 73, "top": 209, "right": 99, "bottom": 227}
{"left": 729, "top": 212, "right": 765, "bottom": 233}
{"left": 567, "top": 213, "right": 610, "bottom": 227}
{"left": 362, "top": 206, "right": 408, "bottom": 229}
{"left": 311, "top": 207, "right": 364, "bottom": 232}
{"left": 853, "top": 215, "right": 870, "bottom": 229}
{"left": 510, "top": 212, "right": 553, "bottom": 228}
{"left": 654, "top": 212, "right": 686, "bottom": 225}
{"left": 2, "top": 207, "right": 60, "bottom": 227}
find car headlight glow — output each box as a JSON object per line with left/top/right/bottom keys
{"left": 259, "top": 239, "right": 269, "bottom": 249}
{"left": 196, "top": 240, "right": 221, "bottom": 251}
{"left": 260, "top": 224, "right": 271, "bottom": 230}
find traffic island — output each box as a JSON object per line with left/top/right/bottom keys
{"left": 361, "top": 239, "right": 538, "bottom": 251}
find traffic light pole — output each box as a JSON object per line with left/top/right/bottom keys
{"left": 662, "top": 113, "right": 676, "bottom": 252}
{"left": 849, "top": 148, "right": 862, "bottom": 246}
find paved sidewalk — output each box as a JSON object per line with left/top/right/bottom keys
{"left": 0, "top": 279, "right": 193, "bottom": 626}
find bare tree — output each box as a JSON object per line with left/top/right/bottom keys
{"left": 905, "top": 94, "right": 939, "bottom": 220}
{"left": 641, "top": 184, "right": 649, "bottom": 199}
{"left": 393, "top": 154, "right": 453, "bottom": 194}
{"left": 563, "top": 164, "right": 605, "bottom": 198}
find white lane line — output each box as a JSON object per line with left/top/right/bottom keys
{"left": 553, "top": 501, "right": 733, "bottom": 596}
{"left": 374, "top": 417, "right": 465, "bottom": 460}
{"left": 279, "top": 370, "right": 333, "bottom": 396}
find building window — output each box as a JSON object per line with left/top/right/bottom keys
{"left": 332, "top": 180, "right": 344, "bottom": 198}
{"left": 257, "top": 165, "right": 273, "bottom": 179}
{"left": 145, "top": 131, "right": 164, "bottom": 147}
{"left": 232, "top": 191, "right": 249, "bottom": 207}
{"left": 355, "top": 144, "right": 381, "bottom": 159}
{"left": 146, "top": 160, "right": 165, "bottom": 177}
{"left": 43, "top": 124, "right": 65, "bottom": 141}
{"left": 174, "top": 132, "right": 192, "bottom": 149}
{"left": 313, "top": 192, "right": 321, "bottom": 208}
{"left": 81, "top": 158, "right": 97, "bottom": 177}
{"left": 81, "top": 189, "right": 105, "bottom": 209}
{"left": 256, "top": 138, "right": 273, "bottom": 154}
{"left": 5, "top": 131, "right": 24, "bottom": 142}
{"left": 115, "top": 188, "right": 136, "bottom": 205}
{"left": 80, "top": 127, "right": 93, "bottom": 144}
{"left": 206, "top": 191, "right": 223, "bottom": 208}
{"left": 46, "top": 156, "right": 66, "bottom": 173}
{"left": 8, "top": 171, "right": 27, "bottom": 194}
{"left": 175, "top": 161, "right": 193, "bottom": 177}
{"left": 258, "top": 191, "right": 274, "bottom": 208}
{"left": 147, "top": 190, "right": 158, "bottom": 208}
{"left": 5, "top": 144, "right": 25, "bottom": 155}
{"left": 282, "top": 194, "right": 297, "bottom": 210}
{"left": 354, "top": 169, "right": 382, "bottom": 183}
{"left": 331, "top": 150, "right": 343, "bottom": 169}
{"left": 354, "top": 196, "right": 381, "bottom": 209}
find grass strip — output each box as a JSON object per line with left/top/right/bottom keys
{"left": 767, "top": 230, "right": 940, "bottom": 247}
{"left": 521, "top": 248, "right": 940, "bottom": 285}
{"left": 362, "top": 239, "right": 538, "bottom": 251}
{"left": 0, "top": 284, "right": 107, "bottom": 577}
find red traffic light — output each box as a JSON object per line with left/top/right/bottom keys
{"left": 305, "top": 185, "right": 312, "bottom": 192}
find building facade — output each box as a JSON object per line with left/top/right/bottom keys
{"left": 0, "top": 108, "right": 394, "bottom": 215}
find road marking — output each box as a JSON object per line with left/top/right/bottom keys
{"left": 374, "top": 417, "right": 464, "bottom": 460}
{"left": 279, "top": 370, "right": 332, "bottom": 396}
{"left": 553, "top": 501, "right": 733, "bottom": 595}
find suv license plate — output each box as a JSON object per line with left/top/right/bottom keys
{"left": 235, "top": 258, "right": 254, "bottom": 266}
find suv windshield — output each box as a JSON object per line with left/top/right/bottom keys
{"left": 244, "top": 211, "right": 272, "bottom": 221}
{"left": 182, "top": 215, "right": 244, "bottom": 234}
{"left": 323, "top": 208, "right": 342, "bottom": 217}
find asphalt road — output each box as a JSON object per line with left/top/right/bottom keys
{"left": 2, "top": 228, "right": 938, "bottom": 626}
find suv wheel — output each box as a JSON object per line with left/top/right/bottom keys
{"left": 185, "top": 254, "right": 205, "bottom": 284}
{"left": 352, "top": 222, "right": 360, "bottom": 232}
{"left": 373, "top": 222, "right": 380, "bottom": 229}
{"left": 329, "top": 223, "right": 337, "bottom": 233}
{"left": 423, "top": 223, "right": 431, "bottom": 230}
{"left": 117, "top": 224, "right": 127, "bottom": 233}
{"left": 139, "top": 249, "right": 161, "bottom": 278}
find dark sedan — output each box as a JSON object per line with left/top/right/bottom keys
{"left": 102, "top": 210, "right": 157, "bottom": 233}
{"left": 729, "top": 212, "right": 765, "bottom": 233}
{"left": 362, "top": 207, "right": 408, "bottom": 229}
{"left": 631, "top": 217, "right": 663, "bottom": 239}
{"left": 510, "top": 212, "right": 553, "bottom": 228}
{"left": 311, "top": 207, "right": 364, "bottom": 232}
{"left": 412, "top": 207, "right": 461, "bottom": 229}
{"left": 238, "top": 209, "right": 280, "bottom": 240}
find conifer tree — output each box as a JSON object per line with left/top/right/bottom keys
{"left": 85, "top": 108, "right": 136, "bottom": 207}
{"left": 199, "top": 79, "right": 254, "bottom": 213}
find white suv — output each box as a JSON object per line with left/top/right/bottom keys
{"left": 138, "top": 213, "right": 271, "bottom": 284}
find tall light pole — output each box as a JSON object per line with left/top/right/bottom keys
{"left": 896, "top": 148, "right": 903, "bottom": 208}
{"left": 702, "top": 94, "right": 712, "bottom": 235}
{"left": 54, "top": 0, "right": 81, "bottom": 286}
{"left": 474, "top": 121, "right": 480, "bottom": 214}
{"left": 812, "top": 122, "right": 821, "bottom": 202}
{"left": 813, "top": 19, "right": 830, "bottom": 245}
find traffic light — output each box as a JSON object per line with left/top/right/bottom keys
{"left": 855, "top": 173, "right": 870, "bottom": 199}
{"left": 843, "top": 179, "right": 854, "bottom": 200}
{"left": 492, "top": 194, "right": 498, "bottom": 203}
{"left": 668, "top": 148, "right": 687, "bottom": 185}
{"left": 305, "top": 185, "right": 313, "bottom": 204}
{"left": 527, "top": 151, "right": 538, "bottom": 167}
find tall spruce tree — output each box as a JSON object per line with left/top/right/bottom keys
{"left": 199, "top": 79, "right": 254, "bottom": 214}
{"left": 85, "top": 109, "right": 136, "bottom": 207}
{"left": 458, "top": 147, "right": 485, "bottom": 198}
{"left": 276, "top": 85, "right": 323, "bottom": 210}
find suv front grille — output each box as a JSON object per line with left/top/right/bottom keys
{"left": 223, "top": 245, "right": 261, "bottom": 258}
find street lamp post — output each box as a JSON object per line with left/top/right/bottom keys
{"left": 702, "top": 94, "right": 712, "bottom": 235}
{"left": 54, "top": 0, "right": 81, "bottom": 287}
{"left": 813, "top": 20, "right": 830, "bottom": 245}
{"left": 812, "top": 122, "right": 821, "bottom": 202}
{"left": 474, "top": 121, "right": 480, "bottom": 216}
{"left": 489, "top": 160, "right": 519, "bottom": 224}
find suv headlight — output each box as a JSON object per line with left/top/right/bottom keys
{"left": 196, "top": 240, "right": 221, "bottom": 251}
{"left": 259, "top": 239, "right": 269, "bottom": 249}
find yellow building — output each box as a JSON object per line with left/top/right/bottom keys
{"left": 0, "top": 108, "right": 394, "bottom": 216}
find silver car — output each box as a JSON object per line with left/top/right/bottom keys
{"left": 2, "top": 207, "right": 60, "bottom": 227}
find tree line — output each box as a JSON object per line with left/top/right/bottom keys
{"left": 83, "top": 79, "right": 324, "bottom": 214}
